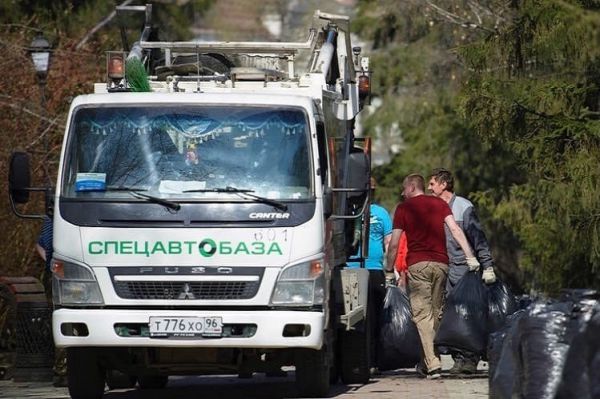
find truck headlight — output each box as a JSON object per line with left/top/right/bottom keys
{"left": 51, "top": 259, "right": 104, "bottom": 305}
{"left": 270, "top": 258, "right": 325, "bottom": 306}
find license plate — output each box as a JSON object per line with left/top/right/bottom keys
{"left": 149, "top": 316, "right": 222, "bottom": 337}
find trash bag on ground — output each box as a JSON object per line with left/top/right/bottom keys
{"left": 487, "top": 279, "right": 518, "bottom": 334}
{"left": 517, "top": 301, "right": 580, "bottom": 399}
{"left": 554, "top": 301, "right": 600, "bottom": 399}
{"left": 434, "top": 271, "right": 488, "bottom": 356}
{"left": 488, "top": 310, "right": 526, "bottom": 399}
{"left": 517, "top": 295, "right": 534, "bottom": 310}
{"left": 558, "top": 288, "right": 599, "bottom": 302}
{"left": 377, "top": 286, "right": 422, "bottom": 370}
{"left": 490, "top": 294, "right": 599, "bottom": 399}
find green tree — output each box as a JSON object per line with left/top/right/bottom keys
{"left": 460, "top": 0, "right": 600, "bottom": 293}
{"left": 354, "top": 0, "right": 524, "bottom": 289}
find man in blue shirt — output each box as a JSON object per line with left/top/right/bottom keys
{"left": 347, "top": 177, "right": 392, "bottom": 373}
{"left": 35, "top": 216, "right": 53, "bottom": 272}
{"left": 347, "top": 178, "right": 393, "bottom": 270}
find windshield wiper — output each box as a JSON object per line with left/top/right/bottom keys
{"left": 129, "top": 191, "right": 181, "bottom": 211}
{"left": 184, "top": 186, "right": 288, "bottom": 212}
{"left": 105, "top": 186, "right": 181, "bottom": 211}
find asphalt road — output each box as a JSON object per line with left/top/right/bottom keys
{"left": 0, "top": 357, "right": 488, "bottom": 399}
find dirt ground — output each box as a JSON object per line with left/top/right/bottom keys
{"left": 0, "top": 356, "right": 488, "bottom": 399}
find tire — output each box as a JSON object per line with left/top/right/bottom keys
{"left": 295, "top": 348, "right": 331, "bottom": 397}
{"left": 138, "top": 375, "right": 169, "bottom": 389}
{"left": 339, "top": 319, "right": 371, "bottom": 384}
{"left": 329, "top": 341, "right": 341, "bottom": 385}
{"left": 66, "top": 347, "right": 106, "bottom": 399}
{"left": 106, "top": 369, "right": 136, "bottom": 390}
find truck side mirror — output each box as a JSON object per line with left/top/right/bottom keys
{"left": 9, "top": 151, "right": 31, "bottom": 204}
{"left": 346, "top": 148, "right": 369, "bottom": 202}
{"left": 323, "top": 186, "right": 333, "bottom": 219}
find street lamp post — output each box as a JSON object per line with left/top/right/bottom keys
{"left": 28, "top": 32, "right": 52, "bottom": 154}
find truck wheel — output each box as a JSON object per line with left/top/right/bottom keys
{"left": 106, "top": 369, "right": 136, "bottom": 390}
{"left": 295, "top": 348, "right": 330, "bottom": 397}
{"left": 329, "top": 343, "right": 340, "bottom": 384}
{"left": 66, "top": 347, "right": 106, "bottom": 399}
{"left": 339, "top": 319, "right": 371, "bottom": 384}
{"left": 138, "top": 375, "right": 168, "bottom": 389}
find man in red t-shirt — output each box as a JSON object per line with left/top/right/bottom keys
{"left": 385, "top": 174, "right": 479, "bottom": 379}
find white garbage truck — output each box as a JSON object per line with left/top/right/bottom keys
{"left": 9, "top": 5, "right": 374, "bottom": 398}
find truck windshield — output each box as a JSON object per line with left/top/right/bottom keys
{"left": 62, "top": 105, "right": 312, "bottom": 201}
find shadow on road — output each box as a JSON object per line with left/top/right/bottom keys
{"left": 102, "top": 374, "right": 352, "bottom": 399}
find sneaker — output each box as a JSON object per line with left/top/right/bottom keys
{"left": 460, "top": 359, "right": 478, "bottom": 374}
{"left": 415, "top": 365, "right": 441, "bottom": 379}
{"left": 369, "top": 367, "right": 380, "bottom": 376}
{"left": 448, "top": 358, "right": 464, "bottom": 375}
{"left": 449, "top": 358, "right": 477, "bottom": 375}
{"left": 426, "top": 368, "right": 442, "bottom": 380}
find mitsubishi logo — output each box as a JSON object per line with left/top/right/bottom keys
{"left": 178, "top": 283, "right": 195, "bottom": 300}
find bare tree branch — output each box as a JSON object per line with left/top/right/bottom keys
{"left": 0, "top": 98, "right": 64, "bottom": 127}
{"left": 25, "top": 115, "right": 64, "bottom": 150}
{"left": 423, "top": 0, "right": 511, "bottom": 34}
{"left": 75, "top": 0, "right": 135, "bottom": 50}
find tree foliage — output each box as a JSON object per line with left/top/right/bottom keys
{"left": 355, "top": 0, "right": 600, "bottom": 292}
{"left": 354, "top": 0, "right": 524, "bottom": 290}
{"left": 459, "top": 0, "right": 600, "bottom": 292}
{"left": 355, "top": 0, "right": 600, "bottom": 293}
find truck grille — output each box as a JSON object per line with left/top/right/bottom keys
{"left": 113, "top": 280, "right": 259, "bottom": 300}
{"left": 108, "top": 267, "right": 264, "bottom": 300}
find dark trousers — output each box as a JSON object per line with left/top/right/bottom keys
{"left": 367, "top": 270, "right": 385, "bottom": 368}
{"left": 41, "top": 270, "right": 67, "bottom": 377}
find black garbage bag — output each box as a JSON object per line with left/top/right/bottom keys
{"left": 487, "top": 279, "right": 518, "bottom": 333}
{"left": 377, "top": 286, "right": 422, "bottom": 370}
{"left": 434, "top": 271, "right": 488, "bottom": 356}
{"left": 554, "top": 301, "right": 600, "bottom": 399}
{"left": 489, "top": 310, "right": 526, "bottom": 399}
{"left": 558, "top": 288, "right": 599, "bottom": 302}
{"left": 517, "top": 295, "right": 534, "bottom": 310}
{"left": 518, "top": 301, "right": 580, "bottom": 399}
{"left": 487, "top": 331, "right": 505, "bottom": 382}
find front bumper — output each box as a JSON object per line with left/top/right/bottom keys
{"left": 53, "top": 308, "right": 324, "bottom": 349}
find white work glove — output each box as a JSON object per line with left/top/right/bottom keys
{"left": 482, "top": 267, "right": 497, "bottom": 284}
{"left": 466, "top": 257, "right": 480, "bottom": 272}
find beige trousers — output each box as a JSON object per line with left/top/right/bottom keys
{"left": 407, "top": 261, "right": 448, "bottom": 372}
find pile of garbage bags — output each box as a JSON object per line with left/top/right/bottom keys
{"left": 376, "top": 269, "right": 599, "bottom": 399}
{"left": 488, "top": 289, "right": 599, "bottom": 399}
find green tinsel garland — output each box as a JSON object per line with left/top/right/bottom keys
{"left": 125, "top": 57, "right": 151, "bottom": 92}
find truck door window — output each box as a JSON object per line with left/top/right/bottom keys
{"left": 63, "top": 106, "right": 313, "bottom": 201}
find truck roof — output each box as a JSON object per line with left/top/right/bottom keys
{"left": 71, "top": 91, "right": 317, "bottom": 111}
